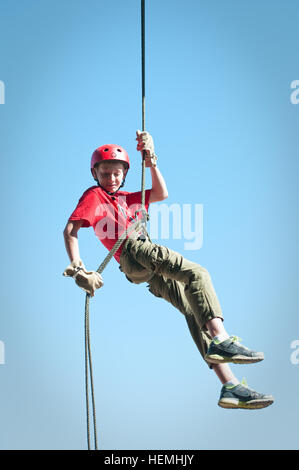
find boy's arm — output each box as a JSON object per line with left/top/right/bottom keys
{"left": 63, "top": 220, "right": 83, "bottom": 262}
{"left": 63, "top": 219, "right": 103, "bottom": 297}
{"left": 149, "top": 165, "right": 168, "bottom": 203}
{"left": 136, "top": 130, "right": 168, "bottom": 203}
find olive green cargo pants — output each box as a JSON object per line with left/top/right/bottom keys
{"left": 119, "top": 236, "right": 224, "bottom": 367}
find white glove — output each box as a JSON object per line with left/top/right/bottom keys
{"left": 136, "top": 130, "right": 158, "bottom": 167}
{"left": 63, "top": 259, "right": 103, "bottom": 297}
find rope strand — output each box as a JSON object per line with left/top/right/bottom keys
{"left": 84, "top": 217, "right": 146, "bottom": 450}
{"left": 85, "top": 295, "right": 98, "bottom": 450}
{"left": 83, "top": 0, "right": 147, "bottom": 451}
{"left": 141, "top": 0, "right": 146, "bottom": 208}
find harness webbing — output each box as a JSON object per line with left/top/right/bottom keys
{"left": 83, "top": 0, "right": 147, "bottom": 450}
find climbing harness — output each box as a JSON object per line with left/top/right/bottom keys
{"left": 83, "top": 0, "right": 148, "bottom": 450}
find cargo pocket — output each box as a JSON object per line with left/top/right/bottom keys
{"left": 147, "top": 245, "right": 170, "bottom": 273}
{"left": 149, "top": 245, "right": 183, "bottom": 276}
{"left": 120, "top": 250, "right": 153, "bottom": 284}
{"left": 147, "top": 283, "right": 162, "bottom": 298}
{"left": 147, "top": 274, "right": 164, "bottom": 298}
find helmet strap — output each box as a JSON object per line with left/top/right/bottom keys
{"left": 95, "top": 177, "right": 126, "bottom": 196}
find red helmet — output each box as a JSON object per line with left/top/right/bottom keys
{"left": 91, "top": 144, "right": 130, "bottom": 171}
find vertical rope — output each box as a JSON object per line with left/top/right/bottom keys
{"left": 83, "top": 1, "right": 148, "bottom": 451}
{"left": 85, "top": 294, "right": 98, "bottom": 450}
{"left": 84, "top": 298, "right": 90, "bottom": 449}
{"left": 84, "top": 218, "right": 144, "bottom": 450}
{"left": 141, "top": 0, "right": 146, "bottom": 208}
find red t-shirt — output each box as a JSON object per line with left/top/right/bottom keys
{"left": 68, "top": 186, "right": 151, "bottom": 263}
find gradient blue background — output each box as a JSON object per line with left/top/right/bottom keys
{"left": 0, "top": 0, "right": 298, "bottom": 450}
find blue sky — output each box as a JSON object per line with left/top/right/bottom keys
{"left": 0, "top": 0, "right": 299, "bottom": 450}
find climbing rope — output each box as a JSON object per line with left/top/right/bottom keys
{"left": 84, "top": 216, "right": 146, "bottom": 450}
{"left": 83, "top": 1, "right": 148, "bottom": 450}
{"left": 141, "top": 0, "right": 146, "bottom": 209}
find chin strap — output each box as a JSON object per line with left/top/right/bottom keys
{"left": 96, "top": 178, "right": 126, "bottom": 196}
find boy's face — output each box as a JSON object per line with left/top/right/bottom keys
{"left": 92, "top": 161, "right": 127, "bottom": 193}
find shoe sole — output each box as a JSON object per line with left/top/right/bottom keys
{"left": 218, "top": 397, "right": 274, "bottom": 410}
{"left": 205, "top": 354, "right": 264, "bottom": 365}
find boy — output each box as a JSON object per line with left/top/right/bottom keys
{"left": 63, "top": 131, "right": 274, "bottom": 410}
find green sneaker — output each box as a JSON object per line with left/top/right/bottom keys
{"left": 218, "top": 379, "right": 274, "bottom": 410}
{"left": 205, "top": 335, "right": 264, "bottom": 365}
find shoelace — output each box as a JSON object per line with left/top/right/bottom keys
{"left": 230, "top": 335, "right": 242, "bottom": 343}
{"left": 213, "top": 335, "right": 242, "bottom": 345}
{"left": 240, "top": 378, "right": 260, "bottom": 397}
{"left": 230, "top": 335, "right": 251, "bottom": 351}
{"left": 241, "top": 377, "right": 248, "bottom": 387}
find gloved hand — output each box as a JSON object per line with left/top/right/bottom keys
{"left": 63, "top": 259, "right": 103, "bottom": 297}
{"left": 136, "top": 130, "right": 158, "bottom": 167}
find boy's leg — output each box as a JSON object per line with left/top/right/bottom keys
{"left": 120, "top": 240, "right": 274, "bottom": 409}
{"left": 145, "top": 274, "right": 274, "bottom": 410}
{"left": 147, "top": 273, "right": 214, "bottom": 367}
{"left": 122, "top": 238, "right": 265, "bottom": 365}
{"left": 120, "top": 242, "right": 215, "bottom": 365}
{"left": 148, "top": 274, "right": 241, "bottom": 385}
{"left": 123, "top": 238, "right": 223, "bottom": 330}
